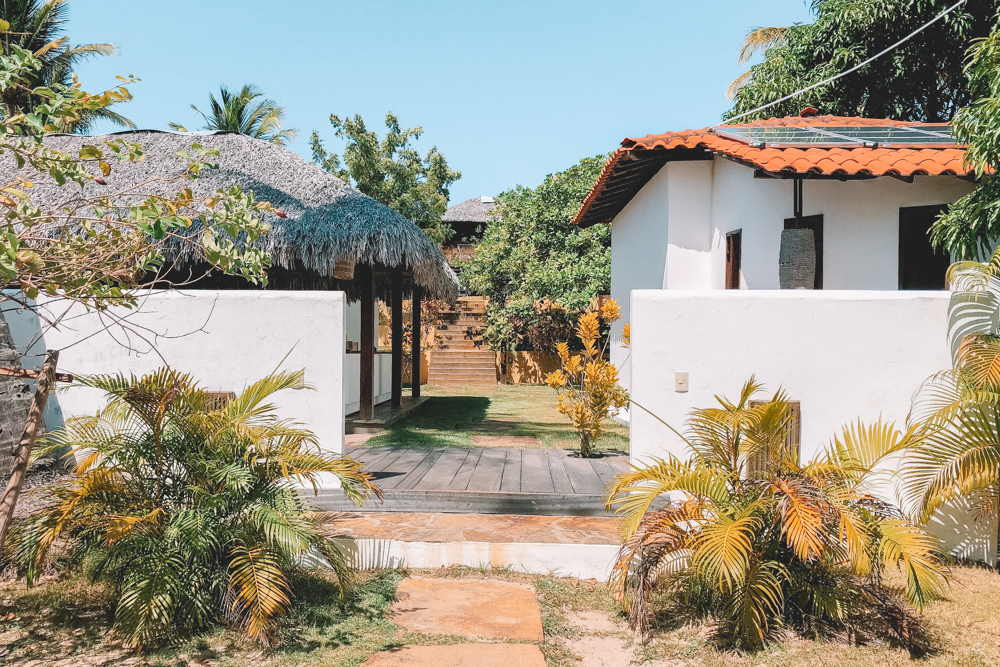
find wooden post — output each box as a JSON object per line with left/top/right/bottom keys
{"left": 391, "top": 269, "right": 403, "bottom": 409}
{"left": 412, "top": 284, "right": 422, "bottom": 398}
{"left": 359, "top": 265, "right": 375, "bottom": 421}
{"left": 0, "top": 350, "right": 59, "bottom": 553}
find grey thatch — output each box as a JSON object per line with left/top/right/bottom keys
{"left": 0, "top": 130, "right": 459, "bottom": 301}
{"left": 442, "top": 196, "right": 496, "bottom": 224}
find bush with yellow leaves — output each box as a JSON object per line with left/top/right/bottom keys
{"left": 544, "top": 298, "right": 629, "bottom": 457}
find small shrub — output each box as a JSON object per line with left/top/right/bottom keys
{"left": 545, "top": 298, "right": 628, "bottom": 457}
{"left": 10, "top": 368, "right": 380, "bottom": 648}
{"left": 606, "top": 379, "right": 947, "bottom": 652}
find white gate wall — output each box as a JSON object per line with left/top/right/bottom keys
{"left": 629, "top": 289, "right": 996, "bottom": 563}
{"left": 7, "top": 290, "right": 346, "bottom": 458}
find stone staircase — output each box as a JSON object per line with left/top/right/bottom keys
{"left": 428, "top": 296, "right": 496, "bottom": 387}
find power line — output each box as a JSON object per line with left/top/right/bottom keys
{"left": 719, "top": 0, "right": 971, "bottom": 126}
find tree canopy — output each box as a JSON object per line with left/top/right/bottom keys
{"left": 310, "top": 113, "right": 460, "bottom": 244}
{"left": 932, "top": 29, "right": 1000, "bottom": 258}
{"left": 170, "top": 84, "right": 297, "bottom": 147}
{"left": 0, "top": 0, "right": 134, "bottom": 132}
{"left": 727, "top": 0, "right": 1000, "bottom": 123}
{"left": 461, "top": 155, "right": 611, "bottom": 351}
{"left": 0, "top": 43, "right": 273, "bottom": 325}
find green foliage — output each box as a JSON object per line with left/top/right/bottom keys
{"left": 8, "top": 368, "right": 381, "bottom": 648}
{"left": 727, "top": 0, "right": 999, "bottom": 123}
{"left": 0, "top": 45, "right": 273, "bottom": 312}
{"left": 310, "top": 112, "right": 460, "bottom": 243}
{"left": 903, "top": 253, "right": 1000, "bottom": 546}
{"left": 462, "top": 154, "right": 610, "bottom": 351}
{"left": 607, "top": 379, "right": 945, "bottom": 651}
{"left": 0, "top": 0, "right": 135, "bottom": 132}
{"left": 932, "top": 30, "right": 1000, "bottom": 259}
{"left": 169, "top": 84, "right": 297, "bottom": 147}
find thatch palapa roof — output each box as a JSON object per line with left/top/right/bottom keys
{"left": 442, "top": 195, "right": 496, "bottom": 224}
{"left": 1, "top": 130, "right": 459, "bottom": 301}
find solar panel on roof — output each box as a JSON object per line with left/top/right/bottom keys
{"left": 712, "top": 125, "right": 957, "bottom": 149}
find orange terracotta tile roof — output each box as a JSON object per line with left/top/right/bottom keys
{"left": 574, "top": 115, "right": 973, "bottom": 227}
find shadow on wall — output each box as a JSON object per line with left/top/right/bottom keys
{"left": 2, "top": 304, "right": 66, "bottom": 435}
{"left": 928, "top": 500, "right": 998, "bottom": 566}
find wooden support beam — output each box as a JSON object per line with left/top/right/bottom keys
{"left": 391, "top": 269, "right": 403, "bottom": 409}
{"left": 0, "top": 366, "right": 73, "bottom": 383}
{"left": 0, "top": 350, "right": 59, "bottom": 553}
{"left": 359, "top": 264, "right": 375, "bottom": 421}
{"left": 412, "top": 284, "right": 422, "bottom": 398}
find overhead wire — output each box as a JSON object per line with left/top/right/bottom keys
{"left": 717, "top": 0, "right": 972, "bottom": 126}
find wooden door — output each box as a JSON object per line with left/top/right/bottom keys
{"left": 726, "top": 230, "right": 742, "bottom": 289}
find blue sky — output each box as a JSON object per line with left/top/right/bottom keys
{"left": 69, "top": 0, "right": 814, "bottom": 204}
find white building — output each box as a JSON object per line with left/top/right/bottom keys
{"left": 575, "top": 115, "right": 993, "bottom": 561}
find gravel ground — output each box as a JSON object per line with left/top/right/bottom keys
{"left": 5, "top": 458, "right": 70, "bottom": 519}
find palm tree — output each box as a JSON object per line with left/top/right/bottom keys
{"left": 10, "top": 368, "right": 380, "bottom": 648}
{"left": 726, "top": 26, "right": 789, "bottom": 100}
{"left": 606, "top": 379, "right": 945, "bottom": 650}
{"left": 0, "top": 0, "right": 135, "bottom": 132}
{"left": 903, "top": 249, "right": 1000, "bottom": 556}
{"left": 170, "top": 84, "right": 297, "bottom": 147}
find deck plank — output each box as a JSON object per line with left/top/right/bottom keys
{"left": 563, "top": 454, "right": 605, "bottom": 494}
{"left": 412, "top": 448, "right": 472, "bottom": 490}
{"left": 520, "top": 449, "right": 555, "bottom": 494}
{"left": 547, "top": 449, "right": 575, "bottom": 495}
{"left": 500, "top": 448, "right": 522, "bottom": 492}
{"left": 467, "top": 448, "right": 507, "bottom": 492}
{"left": 358, "top": 446, "right": 410, "bottom": 474}
{"left": 374, "top": 448, "right": 434, "bottom": 490}
{"left": 589, "top": 457, "right": 620, "bottom": 489}
{"left": 448, "top": 448, "right": 484, "bottom": 490}
{"left": 396, "top": 448, "right": 449, "bottom": 490}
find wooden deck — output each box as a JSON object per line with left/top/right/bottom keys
{"left": 311, "top": 446, "right": 630, "bottom": 516}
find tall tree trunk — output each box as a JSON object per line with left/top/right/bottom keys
{"left": 0, "top": 350, "right": 59, "bottom": 554}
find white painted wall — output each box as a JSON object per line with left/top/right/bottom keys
{"left": 629, "top": 289, "right": 996, "bottom": 562}
{"left": 343, "top": 300, "right": 393, "bottom": 415}
{"left": 609, "top": 165, "right": 671, "bottom": 390}
{"left": 344, "top": 352, "right": 393, "bottom": 415}
{"left": 707, "top": 160, "right": 975, "bottom": 290}
{"left": 6, "top": 291, "right": 346, "bottom": 460}
{"left": 608, "top": 158, "right": 975, "bottom": 392}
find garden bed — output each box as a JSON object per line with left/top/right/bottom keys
{"left": 1, "top": 565, "right": 1000, "bottom": 666}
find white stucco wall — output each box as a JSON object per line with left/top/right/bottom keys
{"left": 6, "top": 290, "right": 346, "bottom": 458}
{"left": 629, "top": 289, "right": 996, "bottom": 562}
{"left": 608, "top": 158, "right": 976, "bottom": 393}
{"left": 707, "top": 160, "right": 975, "bottom": 290}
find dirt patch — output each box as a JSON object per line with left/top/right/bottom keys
{"left": 561, "top": 611, "right": 685, "bottom": 667}
{"left": 470, "top": 435, "right": 543, "bottom": 447}
{"left": 347, "top": 432, "right": 380, "bottom": 447}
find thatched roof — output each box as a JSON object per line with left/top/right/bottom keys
{"left": 1, "top": 130, "right": 459, "bottom": 301}
{"left": 442, "top": 196, "right": 496, "bottom": 224}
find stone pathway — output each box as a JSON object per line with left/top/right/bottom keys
{"left": 362, "top": 644, "right": 546, "bottom": 666}
{"left": 321, "top": 512, "right": 620, "bottom": 545}
{"left": 390, "top": 578, "right": 543, "bottom": 641}
{"left": 361, "top": 577, "right": 547, "bottom": 666}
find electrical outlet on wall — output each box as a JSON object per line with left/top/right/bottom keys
{"left": 675, "top": 372, "right": 689, "bottom": 393}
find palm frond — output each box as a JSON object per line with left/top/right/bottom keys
{"left": 225, "top": 543, "right": 291, "bottom": 646}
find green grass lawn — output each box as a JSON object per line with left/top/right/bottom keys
{"left": 366, "top": 384, "right": 629, "bottom": 452}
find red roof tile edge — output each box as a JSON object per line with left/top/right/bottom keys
{"left": 574, "top": 116, "right": 973, "bottom": 226}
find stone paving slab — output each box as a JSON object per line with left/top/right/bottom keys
{"left": 361, "top": 643, "right": 547, "bottom": 666}
{"left": 319, "top": 512, "right": 621, "bottom": 545}
{"left": 390, "top": 578, "right": 544, "bottom": 641}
